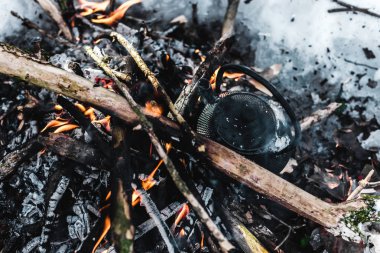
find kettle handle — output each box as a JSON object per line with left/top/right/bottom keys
{"left": 215, "top": 64, "right": 301, "bottom": 152}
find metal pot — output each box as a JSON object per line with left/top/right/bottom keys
{"left": 196, "top": 64, "right": 300, "bottom": 173}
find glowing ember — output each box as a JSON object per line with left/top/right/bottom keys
{"left": 99, "top": 203, "right": 111, "bottom": 213}
{"left": 91, "top": 0, "right": 142, "bottom": 26}
{"left": 145, "top": 100, "right": 163, "bottom": 116}
{"left": 92, "top": 215, "right": 111, "bottom": 253}
{"left": 41, "top": 119, "right": 69, "bottom": 133}
{"left": 93, "top": 116, "right": 111, "bottom": 132}
{"left": 174, "top": 203, "right": 189, "bottom": 227}
{"left": 53, "top": 124, "right": 79, "bottom": 133}
{"left": 201, "top": 231, "right": 204, "bottom": 248}
{"left": 179, "top": 228, "right": 186, "bottom": 237}
{"left": 78, "top": 0, "right": 110, "bottom": 16}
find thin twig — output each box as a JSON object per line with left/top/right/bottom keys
{"left": 347, "top": 169, "right": 375, "bottom": 201}
{"left": 11, "top": 11, "right": 74, "bottom": 47}
{"left": 343, "top": 58, "right": 378, "bottom": 70}
{"left": 84, "top": 46, "right": 234, "bottom": 252}
{"left": 300, "top": 102, "right": 342, "bottom": 131}
{"left": 110, "top": 32, "right": 196, "bottom": 136}
{"left": 330, "top": 0, "right": 380, "bottom": 19}
{"left": 36, "top": 0, "right": 73, "bottom": 40}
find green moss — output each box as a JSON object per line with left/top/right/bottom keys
{"left": 343, "top": 195, "right": 380, "bottom": 234}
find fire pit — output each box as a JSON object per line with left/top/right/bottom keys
{"left": 0, "top": 1, "right": 379, "bottom": 253}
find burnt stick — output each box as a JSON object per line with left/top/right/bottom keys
{"left": 37, "top": 133, "right": 111, "bottom": 169}
{"left": 0, "top": 139, "right": 42, "bottom": 180}
{"left": 173, "top": 34, "right": 233, "bottom": 118}
{"left": 137, "top": 189, "right": 181, "bottom": 253}
{"left": 0, "top": 44, "right": 366, "bottom": 231}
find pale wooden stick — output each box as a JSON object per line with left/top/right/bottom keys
{"left": 347, "top": 169, "right": 375, "bottom": 201}
{"left": 221, "top": 0, "right": 240, "bottom": 36}
{"left": 300, "top": 102, "right": 342, "bottom": 131}
{"left": 36, "top": 0, "right": 73, "bottom": 41}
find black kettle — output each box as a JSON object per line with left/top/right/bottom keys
{"left": 196, "top": 64, "right": 300, "bottom": 173}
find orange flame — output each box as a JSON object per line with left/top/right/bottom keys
{"left": 131, "top": 189, "right": 141, "bottom": 206}
{"left": 91, "top": 0, "right": 142, "bottom": 26}
{"left": 132, "top": 160, "right": 164, "bottom": 206}
{"left": 179, "top": 228, "right": 186, "bottom": 237}
{"left": 75, "top": 102, "right": 87, "bottom": 112}
{"left": 92, "top": 215, "right": 111, "bottom": 253}
{"left": 105, "top": 191, "right": 112, "bottom": 201}
{"left": 53, "top": 124, "right": 79, "bottom": 133}
{"left": 92, "top": 116, "right": 111, "bottom": 132}
{"left": 84, "top": 107, "right": 97, "bottom": 122}
{"left": 201, "top": 231, "right": 204, "bottom": 248}
{"left": 78, "top": 0, "right": 110, "bottom": 16}
{"left": 209, "top": 67, "right": 245, "bottom": 90}
{"left": 141, "top": 160, "right": 164, "bottom": 190}
{"left": 174, "top": 203, "right": 189, "bottom": 227}
{"left": 145, "top": 100, "right": 163, "bottom": 116}
{"left": 54, "top": 104, "right": 63, "bottom": 111}
{"left": 41, "top": 119, "right": 69, "bottom": 132}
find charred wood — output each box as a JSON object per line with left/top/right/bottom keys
{"left": 0, "top": 139, "right": 42, "bottom": 180}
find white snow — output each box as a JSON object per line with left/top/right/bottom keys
{"left": 0, "top": 0, "right": 43, "bottom": 40}
{"left": 360, "top": 129, "right": 380, "bottom": 160}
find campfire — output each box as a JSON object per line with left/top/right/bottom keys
{"left": 1, "top": 0, "right": 380, "bottom": 253}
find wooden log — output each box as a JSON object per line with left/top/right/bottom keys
{"left": 0, "top": 44, "right": 365, "bottom": 229}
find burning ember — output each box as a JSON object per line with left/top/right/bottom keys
{"left": 145, "top": 100, "right": 164, "bottom": 116}
{"left": 78, "top": 0, "right": 142, "bottom": 26}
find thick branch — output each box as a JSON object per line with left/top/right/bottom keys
{"left": 0, "top": 44, "right": 365, "bottom": 229}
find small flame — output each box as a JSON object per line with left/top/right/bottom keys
{"left": 141, "top": 160, "right": 164, "bottom": 190}
{"left": 132, "top": 160, "right": 164, "bottom": 206}
{"left": 84, "top": 107, "right": 97, "bottom": 122}
{"left": 131, "top": 190, "right": 141, "bottom": 206}
{"left": 54, "top": 104, "right": 63, "bottom": 111}
{"left": 99, "top": 203, "right": 111, "bottom": 213}
{"left": 179, "top": 228, "right": 186, "bottom": 237}
{"left": 174, "top": 203, "right": 189, "bottom": 227}
{"left": 91, "top": 0, "right": 142, "bottom": 26}
{"left": 41, "top": 119, "right": 69, "bottom": 132}
{"left": 209, "top": 67, "right": 245, "bottom": 90}
{"left": 105, "top": 191, "right": 112, "bottom": 201}
{"left": 75, "top": 102, "right": 87, "bottom": 112}
{"left": 145, "top": 100, "right": 163, "bottom": 116}
{"left": 93, "top": 116, "right": 111, "bottom": 132}
{"left": 201, "top": 231, "right": 204, "bottom": 248}
{"left": 78, "top": 0, "right": 110, "bottom": 16}
{"left": 53, "top": 124, "right": 79, "bottom": 133}
{"left": 92, "top": 215, "right": 111, "bottom": 253}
